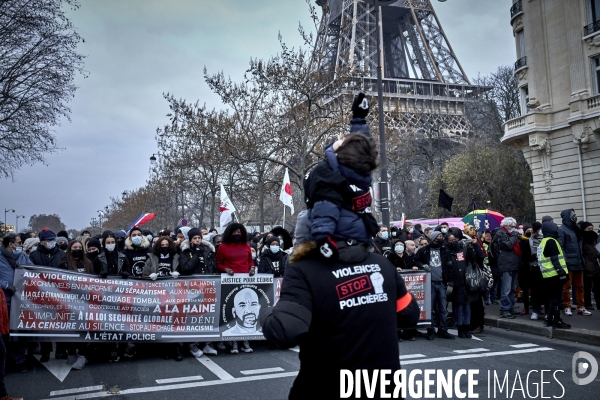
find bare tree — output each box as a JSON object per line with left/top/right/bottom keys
{"left": 0, "top": 0, "right": 86, "bottom": 178}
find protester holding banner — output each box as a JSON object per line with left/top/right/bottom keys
{"left": 29, "top": 230, "right": 62, "bottom": 269}
{"left": 179, "top": 228, "right": 216, "bottom": 276}
{"left": 98, "top": 231, "right": 130, "bottom": 278}
{"left": 144, "top": 237, "right": 179, "bottom": 279}
{"left": 59, "top": 240, "right": 94, "bottom": 273}
{"left": 122, "top": 227, "right": 151, "bottom": 278}
{"left": 257, "top": 237, "right": 286, "bottom": 277}
{"left": 217, "top": 223, "right": 255, "bottom": 354}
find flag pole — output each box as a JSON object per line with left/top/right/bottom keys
{"left": 283, "top": 204, "right": 286, "bottom": 230}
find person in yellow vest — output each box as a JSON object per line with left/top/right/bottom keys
{"left": 538, "top": 222, "right": 571, "bottom": 329}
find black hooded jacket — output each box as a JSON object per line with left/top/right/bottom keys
{"left": 557, "top": 209, "right": 583, "bottom": 271}
{"left": 260, "top": 243, "right": 420, "bottom": 399}
{"left": 29, "top": 246, "right": 62, "bottom": 269}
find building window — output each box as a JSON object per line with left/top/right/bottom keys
{"left": 593, "top": 57, "right": 600, "bottom": 93}
{"left": 520, "top": 85, "right": 530, "bottom": 115}
{"left": 517, "top": 30, "right": 525, "bottom": 59}
{"left": 588, "top": 0, "right": 600, "bottom": 24}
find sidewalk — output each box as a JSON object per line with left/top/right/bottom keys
{"left": 483, "top": 302, "right": 600, "bottom": 347}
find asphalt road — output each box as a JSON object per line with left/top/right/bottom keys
{"left": 4, "top": 327, "right": 600, "bottom": 399}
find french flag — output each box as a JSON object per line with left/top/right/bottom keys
{"left": 126, "top": 213, "right": 156, "bottom": 232}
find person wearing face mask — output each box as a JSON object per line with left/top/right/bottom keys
{"left": 84, "top": 238, "right": 104, "bottom": 276}
{"left": 58, "top": 240, "right": 93, "bottom": 370}
{"left": 517, "top": 225, "right": 535, "bottom": 316}
{"left": 581, "top": 222, "right": 600, "bottom": 312}
{"left": 176, "top": 227, "right": 191, "bottom": 250}
{"left": 491, "top": 217, "right": 521, "bottom": 319}
{"left": 557, "top": 209, "right": 590, "bottom": 316}
{"left": 441, "top": 233, "right": 474, "bottom": 339}
{"left": 396, "top": 222, "right": 413, "bottom": 243}
{"left": 115, "top": 230, "right": 127, "bottom": 252}
{"left": 0, "top": 234, "right": 30, "bottom": 372}
{"left": 216, "top": 223, "right": 255, "bottom": 354}
{"left": 98, "top": 231, "right": 130, "bottom": 278}
{"left": 249, "top": 243, "right": 259, "bottom": 267}
{"left": 29, "top": 230, "right": 62, "bottom": 269}
{"left": 258, "top": 237, "right": 287, "bottom": 277}
{"left": 373, "top": 225, "right": 392, "bottom": 255}
{"left": 415, "top": 231, "right": 455, "bottom": 340}
{"left": 56, "top": 237, "right": 69, "bottom": 253}
{"left": 122, "top": 227, "right": 151, "bottom": 278}
{"left": 17, "top": 238, "right": 39, "bottom": 266}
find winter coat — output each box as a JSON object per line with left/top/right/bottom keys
{"left": 582, "top": 231, "right": 600, "bottom": 278}
{"left": 303, "top": 144, "right": 379, "bottom": 244}
{"left": 216, "top": 242, "right": 253, "bottom": 273}
{"left": 557, "top": 209, "right": 583, "bottom": 271}
{"left": 258, "top": 249, "right": 287, "bottom": 277}
{"left": 178, "top": 239, "right": 217, "bottom": 275}
{"left": 441, "top": 246, "right": 472, "bottom": 305}
{"left": 143, "top": 253, "right": 180, "bottom": 277}
{"left": 29, "top": 246, "right": 63, "bottom": 269}
{"left": 396, "top": 229, "right": 412, "bottom": 243}
{"left": 98, "top": 251, "right": 129, "bottom": 277}
{"left": 386, "top": 252, "right": 417, "bottom": 271}
{"left": 16, "top": 252, "right": 32, "bottom": 266}
{"left": 372, "top": 237, "right": 392, "bottom": 255}
{"left": 0, "top": 246, "right": 19, "bottom": 306}
{"left": 122, "top": 236, "right": 151, "bottom": 277}
{"left": 491, "top": 227, "right": 520, "bottom": 273}
{"left": 259, "top": 242, "right": 420, "bottom": 399}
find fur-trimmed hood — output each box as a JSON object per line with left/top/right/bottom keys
{"left": 180, "top": 239, "right": 215, "bottom": 253}
{"left": 125, "top": 235, "right": 151, "bottom": 250}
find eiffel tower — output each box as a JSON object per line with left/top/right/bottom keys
{"left": 315, "top": 0, "right": 482, "bottom": 137}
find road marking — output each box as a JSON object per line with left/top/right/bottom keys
{"left": 156, "top": 375, "right": 204, "bottom": 384}
{"left": 402, "top": 347, "right": 554, "bottom": 365}
{"left": 34, "top": 353, "right": 72, "bottom": 383}
{"left": 399, "top": 354, "right": 426, "bottom": 360}
{"left": 196, "top": 355, "right": 234, "bottom": 380}
{"left": 50, "top": 386, "right": 104, "bottom": 396}
{"left": 40, "top": 372, "right": 300, "bottom": 400}
{"left": 289, "top": 346, "right": 300, "bottom": 352}
{"left": 240, "top": 367, "right": 284, "bottom": 375}
{"left": 452, "top": 348, "right": 489, "bottom": 354}
{"left": 510, "top": 343, "right": 538, "bottom": 348}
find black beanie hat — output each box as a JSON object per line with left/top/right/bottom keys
{"left": 57, "top": 230, "right": 69, "bottom": 239}
{"left": 129, "top": 226, "right": 142, "bottom": 236}
{"left": 532, "top": 222, "right": 542, "bottom": 232}
{"left": 265, "top": 236, "right": 280, "bottom": 247}
{"left": 87, "top": 238, "right": 102, "bottom": 251}
{"left": 187, "top": 228, "right": 202, "bottom": 241}
{"left": 580, "top": 222, "right": 593, "bottom": 231}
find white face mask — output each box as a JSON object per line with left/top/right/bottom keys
{"left": 105, "top": 244, "right": 116, "bottom": 252}
{"left": 44, "top": 240, "right": 56, "bottom": 250}
{"left": 31, "top": 246, "right": 37, "bottom": 252}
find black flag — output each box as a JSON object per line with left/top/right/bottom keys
{"left": 438, "top": 189, "right": 453, "bottom": 212}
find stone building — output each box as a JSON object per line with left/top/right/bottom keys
{"left": 502, "top": 0, "right": 600, "bottom": 223}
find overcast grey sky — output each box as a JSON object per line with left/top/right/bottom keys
{"left": 0, "top": 0, "right": 514, "bottom": 231}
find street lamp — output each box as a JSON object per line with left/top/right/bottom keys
{"left": 16, "top": 215, "right": 25, "bottom": 233}
{"left": 372, "top": 0, "right": 398, "bottom": 227}
{"left": 3, "top": 209, "right": 14, "bottom": 232}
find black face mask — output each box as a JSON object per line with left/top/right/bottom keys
{"left": 160, "top": 247, "right": 170, "bottom": 255}
{"left": 583, "top": 230, "right": 598, "bottom": 243}
{"left": 231, "top": 234, "right": 243, "bottom": 243}
{"left": 525, "top": 232, "right": 532, "bottom": 238}
{"left": 59, "top": 244, "right": 68, "bottom": 251}
{"left": 72, "top": 249, "right": 84, "bottom": 258}
{"left": 87, "top": 251, "right": 99, "bottom": 259}
{"left": 117, "top": 240, "right": 125, "bottom": 250}
{"left": 430, "top": 240, "right": 441, "bottom": 248}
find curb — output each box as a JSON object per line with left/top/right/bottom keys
{"left": 483, "top": 315, "right": 600, "bottom": 347}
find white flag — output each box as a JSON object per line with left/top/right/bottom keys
{"left": 279, "top": 168, "right": 294, "bottom": 214}
{"left": 220, "top": 184, "right": 237, "bottom": 228}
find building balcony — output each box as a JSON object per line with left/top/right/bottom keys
{"left": 584, "top": 20, "right": 600, "bottom": 37}
{"left": 514, "top": 56, "right": 527, "bottom": 72}
{"left": 510, "top": 1, "right": 522, "bottom": 20}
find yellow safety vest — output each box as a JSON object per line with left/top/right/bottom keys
{"left": 537, "top": 237, "right": 568, "bottom": 278}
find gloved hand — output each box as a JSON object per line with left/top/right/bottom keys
{"left": 170, "top": 271, "right": 180, "bottom": 278}
{"left": 422, "top": 264, "right": 431, "bottom": 272}
{"left": 316, "top": 236, "right": 339, "bottom": 263}
{"left": 351, "top": 92, "right": 369, "bottom": 119}
{"left": 225, "top": 268, "right": 234, "bottom": 276}
{"left": 446, "top": 285, "right": 454, "bottom": 296}
{"left": 5, "top": 285, "right": 16, "bottom": 296}
{"left": 249, "top": 267, "right": 256, "bottom": 276}
{"left": 149, "top": 273, "right": 158, "bottom": 281}
{"left": 121, "top": 271, "right": 130, "bottom": 280}
{"left": 100, "top": 273, "right": 108, "bottom": 279}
